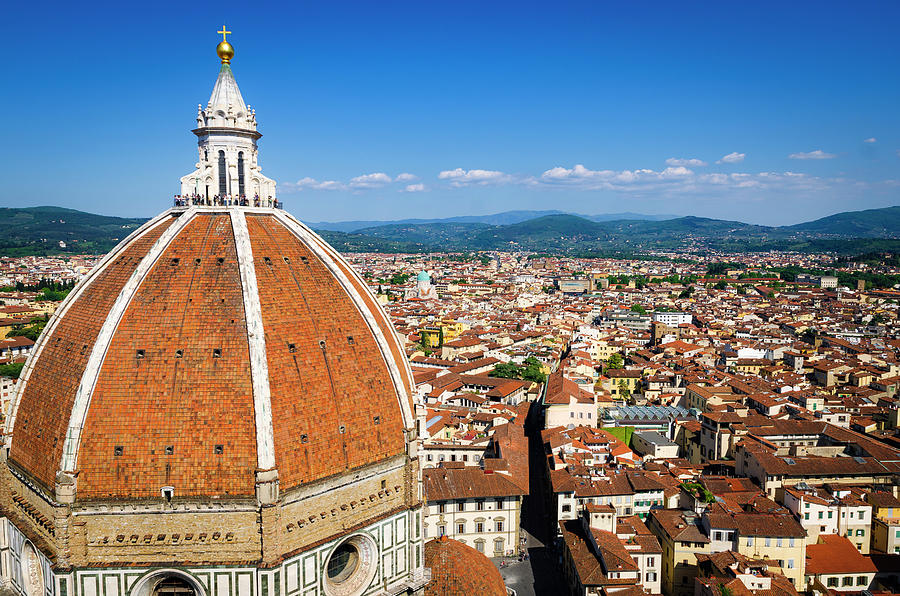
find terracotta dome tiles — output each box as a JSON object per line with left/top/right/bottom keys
{"left": 289, "top": 216, "right": 415, "bottom": 402}
{"left": 76, "top": 214, "right": 257, "bottom": 499}
{"left": 246, "top": 214, "right": 406, "bottom": 490}
{"left": 7, "top": 209, "right": 413, "bottom": 502}
{"left": 9, "top": 214, "right": 177, "bottom": 491}
{"left": 424, "top": 537, "right": 507, "bottom": 596}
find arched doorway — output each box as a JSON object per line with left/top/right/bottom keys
{"left": 153, "top": 577, "right": 195, "bottom": 596}
{"left": 130, "top": 571, "right": 204, "bottom": 596}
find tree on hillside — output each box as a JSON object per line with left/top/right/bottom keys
{"left": 489, "top": 358, "right": 547, "bottom": 383}
{"left": 606, "top": 353, "right": 624, "bottom": 370}
{"left": 0, "top": 362, "right": 24, "bottom": 379}
{"left": 12, "top": 315, "right": 48, "bottom": 342}
{"left": 389, "top": 272, "right": 411, "bottom": 285}
{"left": 706, "top": 262, "right": 741, "bottom": 276}
{"left": 490, "top": 363, "right": 521, "bottom": 379}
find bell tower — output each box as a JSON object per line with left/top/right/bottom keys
{"left": 180, "top": 27, "right": 277, "bottom": 201}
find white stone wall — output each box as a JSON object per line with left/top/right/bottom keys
{"left": 0, "top": 511, "right": 424, "bottom": 596}
{"left": 424, "top": 496, "right": 521, "bottom": 557}
{"left": 420, "top": 446, "right": 487, "bottom": 469}
{"left": 632, "top": 490, "right": 664, "bottom": 521}
{"left": 545, "top": 398, "right": 597, "bottom": 429}
{"left": 0, "top": 518, "right": 55, "bottom": 596}
{"left": 630, "top": 551, "right": 661, "bottom": 594}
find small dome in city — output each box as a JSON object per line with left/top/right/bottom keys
{"left": 424, "top": 537, "right": 507, "bottom": 596}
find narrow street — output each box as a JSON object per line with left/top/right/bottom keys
{"left": 492, "top": 401, "right": 565, "bottom": 596}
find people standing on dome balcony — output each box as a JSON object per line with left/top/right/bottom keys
{"left": 174, "top": 193, "right": 280, "bottom": 208}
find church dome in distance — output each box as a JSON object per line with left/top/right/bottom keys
{"left": 424, "top": 537, "right": 507, "bottom": 596}
{"left": 416, "top": 270, "right": 431, "bottom": 282}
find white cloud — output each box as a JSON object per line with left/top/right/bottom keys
{"left": 864, "top": 137, "right": 877, "bottom": 143}
{"left": 437, "top": 168, "right": 512, "bottom": 186}
{"left": 661, "top": 166, "right": 693, "bottom": 177}
{"left": 539, "top": 164, "right": 693, "bottom": 186}
{"left": 716, "top": 152, "right": 745, "bottom": 164}
{"left": 541, "top": 164, "right": 615, "bottom": 181}
{"left": 788, "top": 150, "right": 836, "bottom": 160}
{"left": 284, "top": 177, "right": 346, "bottom": 191}
{"left": 533, "top": 162, "right": 833, "bottom": 197}
{"left": 285, "top": 156, "right": 861, "bottom": 199}
{"left": 666, "top": 157, "right": 707, "bottom": 167}
{"left": 349, "top": 172, "right": 392, "bottom": 188}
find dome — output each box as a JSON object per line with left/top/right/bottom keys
{"left": 424, "top": 537, "right": 506, "bottom": 596}
{"left": 6, "top": 208, "right": 415, "bottom": 502}
{"left": 0, "top": 31, "right": 428, "bottom": 596}
{"left": 416, "top": 271, "right": 430, "bottom": 282}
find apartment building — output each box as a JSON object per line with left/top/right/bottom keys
{"left": 805, "top": 535, "right": 877, "bottom": 592}
{"left": 559, "top": 506, "right": 662, "bottom": 596}
{"left": 783, "top": 485, "right": 872, "bottom": 552}
{"left": 423, "top": 464, "right": 526, "bottom": 556}
{"left": 647, "top": 509, "right": 712, "bottom": 596}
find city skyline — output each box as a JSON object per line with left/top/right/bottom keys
{"left": 2, "top": 0, "right": 899, "bottom": 224}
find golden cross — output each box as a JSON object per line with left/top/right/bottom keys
{"left": 218, "top": 25, "right": 231, "bottom": 42}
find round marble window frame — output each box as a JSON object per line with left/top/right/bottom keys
{"left": 322, "top": 533, "right": 379, "bottom": 596}
{"left": 20, "top": 541, "right": 45, "bottom": 596}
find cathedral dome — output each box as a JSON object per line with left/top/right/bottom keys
{"left": 1, "top": 31, "right": 427, "bottom": 596}
{"left": 424, "top": 537, "right": 506, "bottom": 596}
{"left": 6, "top": 208, "right": 416, "bottom": 502}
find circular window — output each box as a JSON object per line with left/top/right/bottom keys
{"left": 323, "top": 535, "right": 378, "bottom": 596}
{"left": 327, "top": 543, "right": 359, "bottom": 583}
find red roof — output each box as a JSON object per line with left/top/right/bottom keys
{"left": 806, "top": 534, "right": 877, "bottom": 575}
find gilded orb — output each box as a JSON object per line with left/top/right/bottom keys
{"left": 217, "top": 40, "right": 234, "bottom": 63}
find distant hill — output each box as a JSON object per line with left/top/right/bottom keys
{"left": 0, "top": 206, "right": 145, "bottom": 256}
{"left": 1, "top": 204, "right": 899, "bottom": 256}
{"left": 581, "top": 212, "right": 679, "bottom": 223}
{"left": 306, "top": 210, "right": 566, "bottom": 232}
{"left": 307, "top": 209, "right": 677, "bottom": 232}
{"left": 786, "top": 205, "right": 900, "bottom": 237}
{"left": 352, "top": 222, "right": 491, "bottom": 245}
{"left": 469, "top": 214, "right": 609, "bottom": 250}
{"left": 340, "top": 206, "right": 900, "bottom": 253}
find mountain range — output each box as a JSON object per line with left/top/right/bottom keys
{"left": 0, "top": 206, "right": 145, "bottom": 256}
{"left": 320, "top": 206, "right": 900, "bottom": 254}
{"left": 1, "top": 205, "right": 899, "bottom": 257}
{"left": 307, "top": 210, "right": 678, "bottom": 232}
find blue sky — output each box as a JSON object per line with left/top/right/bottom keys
{"left": 2, "top": 0, "right": 899, "bottom": 225}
